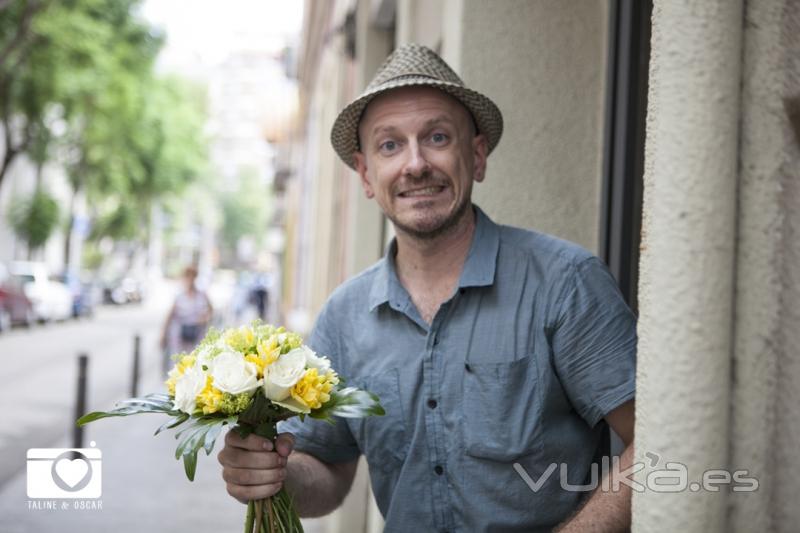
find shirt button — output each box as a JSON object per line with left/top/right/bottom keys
{"left": 427, "top": 399, "right": 437, "bottom": 409}
{"left": 433, "top": 336, "right": 440, "bottom": 346}
{"left": 434, "top": 465, "right": 444, "bottom": 475}
{"left": 464, "top": 363, "right": 472, "bottom": 372}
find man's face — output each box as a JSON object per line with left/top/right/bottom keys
{"left": 353, "top": 86, "right": 488, "bottom": 240}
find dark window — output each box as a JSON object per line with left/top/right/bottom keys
{"left": 599, "top": 0, "right": 652, "bottom": 315}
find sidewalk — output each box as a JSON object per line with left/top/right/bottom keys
{"left": 0, "top": 370, "right": 327, "bottom": 533}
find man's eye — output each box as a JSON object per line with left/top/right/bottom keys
{"left": 431, "top": 133, "right": 448, "bottom": 144}
{"left": 379, "top": 140, "right": 397, "bottom": 152}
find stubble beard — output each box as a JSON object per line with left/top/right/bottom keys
{"left": 388, "top": 192, "right": 472, "bottom": 242}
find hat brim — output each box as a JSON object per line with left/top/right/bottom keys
{"left": 330, "top": 76, "right": 504, "bottom": 170}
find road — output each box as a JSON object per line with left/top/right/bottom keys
{"left": 0, "top": 290, "right": 170, "bottom": 486}
{"left": 0, "top": 283, "right": 327, "bottom": 533}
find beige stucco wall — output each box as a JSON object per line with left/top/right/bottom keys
{"left": 632, "top": 0, "right": 743, "bottom": 531}
{"left": 730, "top": 1, "right": 800, "bottom": 531}
{"left": 396, "top": 0, "right": 445, "bottom": 50}
{"left": 452, "top": 0, "right": 609, "bottom": 252}
{"left": 635, "top": 1, "right": 800, "bottom": 531}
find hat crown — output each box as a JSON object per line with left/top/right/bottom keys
{"left": 366, "top": 44, "right": 465, "bottom": 92}
{"left": 330, "top": 43, "right": 503, "bottom": 170}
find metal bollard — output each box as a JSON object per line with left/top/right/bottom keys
{"left": 73, "top": 354, "right": 88, "bottom": 449}
{"left": 131, "top": 334, "right": 141, "bottom": 397}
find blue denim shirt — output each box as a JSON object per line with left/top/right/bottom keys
{"left": 280, "top": 207, "right": 637, "bottom": 532}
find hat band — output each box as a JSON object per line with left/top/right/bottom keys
{"left": 369, "top": 72, "right": 462, "bottom": 90}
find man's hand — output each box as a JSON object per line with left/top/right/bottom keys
{"left": 218, "top": 431, "right": 295, "bottom": 503}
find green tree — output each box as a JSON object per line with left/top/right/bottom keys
{"left": 1, "top": 0, "right": 209, "bottom": 272}
{"left": 7, "top": 188, "right": 59, "bottom": 257}
{"left": 69, "top": 75, "right": 208, "bottom": 264}
{"left": 219, "top": 169, "right": 272, "bottom": 266}
{"left": 0, "top": 0, "right": 158, "bottom": 187}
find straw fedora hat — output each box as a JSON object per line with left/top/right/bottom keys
{"left": 330, "top": 43, "right": 504, "bottom": 170}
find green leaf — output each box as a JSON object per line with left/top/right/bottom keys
{"left": 154, "top": 413, "right": 189, "bottom": 435}
{"left": 252, "top": 421, "right": 277, "bottom": 440}
{"left": 173, "top": 415, "right": 236, "bottom": 481}
{"left": 77, "top": 393, "right": 179, "bottom": 426}
{"left": 310, "top": 387, "right": 385, "bottom": 421}
{"left": 182, "top": 448, "right": 197, "bottom": 481}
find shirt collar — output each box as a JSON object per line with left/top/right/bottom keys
{"left": 368, "top": 205, "right": 501, "bottom": 312}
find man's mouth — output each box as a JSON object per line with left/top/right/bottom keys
{"left": 398, "top": 185, "right": 446, "bottom": 198}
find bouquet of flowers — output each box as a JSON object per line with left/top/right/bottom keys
{"left": 78, "top": 322, "right": 384, "bottom": 533}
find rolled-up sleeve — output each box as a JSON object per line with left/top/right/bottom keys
{"left": 550, "top": 257, "right": 637, "bottom": 427}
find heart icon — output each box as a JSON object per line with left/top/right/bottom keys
{"left": 52, "top": 455, "right": 91, "bottom": 490}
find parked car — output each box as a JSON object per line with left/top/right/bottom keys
{"left": 10, "top": 261, "right": 73, "bottom": 322}
{"left": 0, "top": 262, "right": 35, "bottom": 331}
{"left": 56, "top": 271, "right": 101, "bottom": 317}
{"left": 102, "top": 276, "right": 145, "bottom": 305}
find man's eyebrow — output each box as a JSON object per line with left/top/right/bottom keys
{"left": 368, "top": 115, "right": 458, "bottom": 138}
{"left": 370, "top": 124, "right": 398, "bottom": 138}
{"left": 422, "top": 115, "right": 457, "bottom": 128}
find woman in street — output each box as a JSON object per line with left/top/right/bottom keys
{"left": 160, "top": 266, "right": 213, "bottom": 372}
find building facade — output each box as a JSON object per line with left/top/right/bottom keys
{"left": 280, "top": 1, "right": 800, "bottom": 531}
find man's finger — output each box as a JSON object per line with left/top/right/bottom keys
{"left": 222, "top": 465, "right": 286, "bottom": 486}
{"left": 275, "top": 432, "right": 295, "bottom": 457}
{"left": 218, "top": 448, "right": 284, "bottom": 470}
{"left": 226, "top": 481, "right": 283, "bottom": 503}
{"left": 225, "top": 430, "right": 273, "bottom": 451}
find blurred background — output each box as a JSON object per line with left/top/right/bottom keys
{"left": 2, "top": 0, "right": 800, "bottom": 532}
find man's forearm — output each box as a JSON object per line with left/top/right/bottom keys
{"left": 555, "top": 443, "right": 634, "bottom": 533}
{"left": 284, "top": 451, "right": 357, "bottom": 518}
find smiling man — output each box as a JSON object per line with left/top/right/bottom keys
{"left": 218, "top": 44, "right": 637, "bottom": 532}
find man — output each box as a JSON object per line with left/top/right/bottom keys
{"left": 219, "top": 44, "right": 637, "bottom": 532}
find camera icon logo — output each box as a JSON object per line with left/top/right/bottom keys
{"left": 27, "top": 445, "right": 102, "bottom": 499}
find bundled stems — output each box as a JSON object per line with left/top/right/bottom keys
{"left": 266, "top": 498, "right": 275, "bottom": 532}
{"left": 243, "top": 494, "right": 302, "bottom": 533}
{"left": 242, "top": 428, "right": 304, "bottom": 533}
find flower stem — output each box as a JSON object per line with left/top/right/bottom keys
{"left": 244, "top": 499, "right": 255, "bottom": 533}
{"left": 254, "top": 498, "right": 264, "bottom": 533}
{"left": 267, "top": 496, "right": 276, "bottom": 533}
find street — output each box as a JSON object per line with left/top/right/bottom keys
{"left": 0, "top": 288, "right": 170, "bottom": 487}
{"left": 0, "top": 284, "right": 326, "bottom": 533}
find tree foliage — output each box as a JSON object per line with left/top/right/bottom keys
{"left": 0, "top": 0, "right": 209, "bottom": 264}
{"left": 219, "top": 170, "right": 272, "bottom": 262}
{"left": 7, "top": 188, "right": 59, "bottom": 252}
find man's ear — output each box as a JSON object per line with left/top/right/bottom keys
{"left": 472, "top": 133, "right": 488, "bottom": 183}
{"left": 353, "top": 151, "right": 374, "bottom": 198}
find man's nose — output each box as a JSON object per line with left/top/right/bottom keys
{"left": 402, "top": 140, "right": 431, "bottom": 178}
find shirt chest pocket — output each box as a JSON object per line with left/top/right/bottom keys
{"left": 349, "top": 368, "right": 410, "bottom": 473}
{"left": 462, "top": 354, "right": 543, "bottom": 461}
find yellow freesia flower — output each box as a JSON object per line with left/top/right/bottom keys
{"left": 197, "top": 376, "right": 223, "bottom": 414}
{"left": 224, "top": 326, "right": 256, "bottom": 352}
{"left": 290, "top": 368, "right": 338, "bottom": 410}
{"left": 165, "top": 354, "right": 197, "bottom": 396}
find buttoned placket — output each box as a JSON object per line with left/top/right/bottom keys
{"left": 388, "top": 286, "right": 456, "bottom": 532}
{"left": 423, "top": 295, "right": 460, "bottom": 533}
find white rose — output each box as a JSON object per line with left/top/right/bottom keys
{"left": 263, "top": 348, "right": 307, "bottom": 401}
{"left": 299, "top": 345, "right": 331, "bottom": 372}
{"left": 174, "top": 364, "right": 206, "bottom": 414}
{"left": 195, "top": 345, "right": 216, "bottom": 370}
{"left": 211, "top": 348, "right": 261, "bottom": 395}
